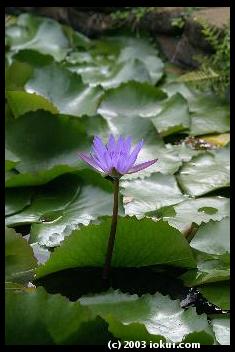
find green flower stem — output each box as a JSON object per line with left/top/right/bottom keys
{"left": 102, "top": 177, "right": 119, "bottom": 280}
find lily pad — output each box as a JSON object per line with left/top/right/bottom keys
{"left": 5, "top": 148, "right": 20, "bottom": 171}
{"left": 5, "top": 165, "right": 81, "bottom": 188}
{"left": 118, "top": 45, "right": 164, "bottom": 84}
{"left": 36, "top": 217, "right": 196, "bottom": 278}
{"left": 180, "top": 251, "right": 230, "bottom": 286}
{"left": 190, "top": 218, "right": 230, "bottom": 256}
{"left": 13, "top": 49, "right": 54, "bottom": 67}
{"left": 98, "top": 81, "right": 167, "bottom": 118}
{"left": 189, "top": 95, "right": 230, "bottom": 136}
{"left": 177, "top": 147, "right": 230, "bottom": 196}
{"left": 5, "top": 227, "right": 37, "bottom": 284}
{"left": 5, "top": 174, "right": 81, "bottom": 226}
{"left": 160, "top": 197, "right": 229, "bottom": 233}
{"left": 6, "top": 13, "right": 70, "bottom": 61}
{"left": 73, "top": 59, "right": 153, "bottom": 89}
{"left": 7, "top": 91, "right": 59, "bottom": 118}
{"left": 162, "top": 82, "right": 229, "bottom": 136}
{"left": 151, "top": 93, "right": 190, "bottom": 136}
{"left": 80, "top": 290, "right": 214, "bottom": 344}
{"left": 211, "top": 317, "right": 230, "bottom": 345}
{"left": 101, "top": 59, "right": 152, "bottom": 89}
{"left": 182, "top": 218, "right": 230, "bottom": 287}
{"left": 30, "top": 184, "right": 115, "bottom": 247}
{"left": 5, "top": 286, "right": 110, "bottom": 345}
{"left": 6, "top": 110, "right": 89, "bottom": 186}
{"left": 198, "top": 282, "right": 230, "bottom": 310}
{"left": 120, "top": 173, "right": 186, "bottom": 217}
{"left": 6, "top": 60, "right": 33, "bottom": 91}
{"left": 25, "top": 63, "right": 104, "bottom": 116}
{"left": 5, "top": 187, "right": 34, "bottom": 217}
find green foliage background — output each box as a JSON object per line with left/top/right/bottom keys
{"left": 5, "top": 13, "right": 230, "bottom": 345}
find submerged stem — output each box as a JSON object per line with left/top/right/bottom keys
{"left": 102, "top": 177, "right": 119, "bottom": 280}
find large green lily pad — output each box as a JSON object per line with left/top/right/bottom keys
{"left": 36, "top": 217, "right": 196, "bottom": 278}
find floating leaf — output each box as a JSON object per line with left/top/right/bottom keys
{"left": 73, "top": 59, "right": 153, "bottom": 89}
{"left": 30, "top": 184, "right": 115, "bottom": 247}
{"left": 211, "top": 317, "right": 230, "bottom": 345}
{"left": 190, "top": 218, "right": 230, "bottom": 256}
{"left": 5, "top": 227, "right": 37, "bottom": 284}
{"left": 6, "top": 13, "right": 70, "bottom": 61}
{"left": 177, "top": 147, "right": 230, "bottom": 196}
{"left": 5, "top": 165, "right": 81, "bottom": 188}
{"left": 162, "top": 82, "right": 230, "bottom": 136}
{"left": 180, "top": 251, "right": 230, "bottom": 286}
{"left": 36, "top": 217, "right": 196, "bottom": 278}
{"left": 5, "top": 174, "right": 80, "bottom": 226}
{"left": 198, "top": 282, "right": 230, "bottom": 310}
{"left": 5, "top": 187, "right": 33, "bottom": 217}
{"left": 189, "top": 95, "right": 230, "bottom": 136}
{"left": 182, "top": 218, "right": 230, "bottom": 287}
{"left": 161, "top": 197, "right": 229, "bottom": 232}
{"left": 13, "top": 49, "right": 54, "bottom": 67}
{"left": 6, "top": 110, "right": 88, "bottom": 186}
{"left": 98, "top": 81, "right": 167, "bottom": 118}
{"left": 121, "top": 173, "right": 186, "bottom": 217}
{"left": 5, "top": 148, "right": 20, "bottom": 171}
{"left": 5, "top": 286, "right": 110, "bottom": 345}
{"left": 25, "top": 63, "right": 104, "bottom": 116}
{"left": 151, "top": 93, "right": 190, "bottom": 136}
{"left": 6, "top": 60, "right": 33, "bottom": 91}
{"left": 118, "top": 46, "right": 164, "bottom": 84}
{"left": 80, "top": 290, "right": 214, "bottom": 344}
{"left": 7, "top": 91, "right": 59, "bottom": 118}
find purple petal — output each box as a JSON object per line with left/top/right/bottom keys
{"left": 116, "top": 157, "right": 126, "bottom": 174}
{"left": 93, "top": 136, "right": 107, "bottom": 155}
{"left": 116, "top": 136, "right": 124, "bottom": 154}
{"left": 127, "top": 159, "right": 158, "bottom": 174}
{"left": 124, "top": 136, "right": 132, "bottom": 155}
{"left": 107, "top": 134, "right": 116, "bottom": 153}
{"left": 103, "top": 150, "right": 112, "bottom": 171}
{"left": 78, "top": 152, "right": 103, "bottom": 172}
{"left": 93, "top": 136, "right": 110, "bottom": 169}
{"left": 124, "top": 139, "right": 144, "bottom": 172}
{"left": 91, "top": 154, "right": 108, "bottom": 172}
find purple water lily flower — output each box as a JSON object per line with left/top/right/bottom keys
{"left": 79, "top": 135, "right": 157, "bottom": 177}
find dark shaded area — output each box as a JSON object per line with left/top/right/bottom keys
{"left": 35, "top": 266, "right": 227, "bottom": 315}
{"left": 11, "top": 224, "right": 31, "bottom": 237}
{"left": 35, "top": 266, "right": 188, "bottom": 300}
{"left": 200, "top": 187, "right": 230, "bottom": 198}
